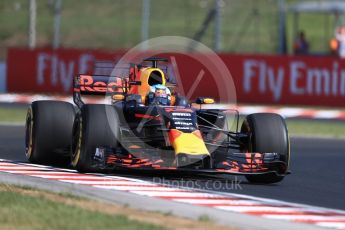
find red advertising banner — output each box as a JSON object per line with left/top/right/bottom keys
{"left": 6, "top": 48, "right": 123, "bottom": 93}
{"left": 6, "top": 47, "right": 345, "bottom": 107}
{"left": 219, "top": 54, "right": 345, "bottom": 107}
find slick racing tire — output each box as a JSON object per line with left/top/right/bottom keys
{"left": 25, "top": 101, "right": 75, "bottom": 165}
{"left": 71, "top": 104, "right": 120, "bottom": 172}
{"left": 241, "top": 113, "right": 290, "bottom": 184}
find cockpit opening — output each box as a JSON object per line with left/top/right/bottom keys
{"left": 148, "top": 70, "right": 163, "bottom": 86}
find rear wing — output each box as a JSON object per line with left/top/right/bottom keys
{"left": 73, "top": 74, "right": 126, "bottom": 108}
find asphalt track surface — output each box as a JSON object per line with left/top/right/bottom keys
{"left": 0, "top": 124, "right": 344, "bottom": 211}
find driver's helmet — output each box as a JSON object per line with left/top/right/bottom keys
{"left": 147, "top": 84, "right": 171, "bottom": 105}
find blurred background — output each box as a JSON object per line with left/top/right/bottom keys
{"left": 1, "top": 0, "right": 345, "bottom": 58}
{"left": 1, "top": 0, "right": 345, "bottom": 108}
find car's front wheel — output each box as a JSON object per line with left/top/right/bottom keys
{"left": 241, "top": 113, "right": 290, "bottom": 184}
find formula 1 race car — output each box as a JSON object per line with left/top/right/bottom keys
{"left": 25, "top": 57, "right": 290, "bottom": 184}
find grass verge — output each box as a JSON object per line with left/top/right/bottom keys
{"left": 0, "top": 106, "right": 27, "bottom": 123}
{"left": 286, "top": 119, "right": 345, "bottom": 138}
{"left": 0, "top": 184, "right": 235, "bottom": 230}
{"left": 0, "top": 184, "right": 166, "bottom": 230}
{"left": 0, "top": 105, "right": 344, "bottom": 138}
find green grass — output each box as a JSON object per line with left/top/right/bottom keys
{"left": 0, "top": 0, "right": 336, "bottom": 60}
{"left": 197, "top": 214, "right": 213, "bottom": 222}
{"left": 228, "top": 115, "right": 345, "bottom": 138}
{"left": 0, "top": 188, "right": 166, "bottom": 230}
{"left": 286, "top": 119, "right": 345, "bottom": 138}
{"left": 0, "top": 106, "right": 27, "bottom": 123}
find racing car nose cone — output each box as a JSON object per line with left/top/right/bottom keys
{"left": 176, "top": 153, "right": 211, "bottom": 169}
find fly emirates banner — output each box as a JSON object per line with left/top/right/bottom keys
{"left": 6, "top": 48, "right": 345, "bottom": 107}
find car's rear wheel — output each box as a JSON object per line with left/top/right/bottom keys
{"left": 25, "top": 101, "right": 75, "bottom": 165}
{"left": 71, "top": 104, "right": 120, "bottom": 172}
{"left": 241, "top": 113, "right": 290, "bottom": 184}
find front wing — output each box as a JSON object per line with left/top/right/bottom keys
{"left": 93, "top": 149, "right": 289, "bottom": 177}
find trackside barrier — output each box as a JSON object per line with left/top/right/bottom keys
{"left": 6, "top": 48, "right": 345, "bottom": 107}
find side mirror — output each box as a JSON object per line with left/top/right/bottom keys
{"left": 195, "top": 97, "right": 215, "bottom": 104}
{"left": 112, "top": 94, "right": 125, "bottom": 101}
